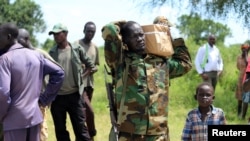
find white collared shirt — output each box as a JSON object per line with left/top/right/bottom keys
{"left": 195, "top": 43, "right": 223, "bottom": 74}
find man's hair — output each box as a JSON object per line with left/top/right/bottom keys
{"left": 83, "top": 21, "right": 96, "bottom": 31}
{"left": 18, "top": 28, "right": 30, "bottom": 38}
{"left": 120, "top": 21, "right": 138, "bottom": 40}
{"left": 0, "top": 22, "right": 19, "bottom": 38}
{"left": 208, "top": 34, "right": 216, "bottom": 40}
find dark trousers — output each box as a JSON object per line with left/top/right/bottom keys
{"left": 50, "top": 92, "right": 91, "bottom": 141}
{"left": 0, "top": 124, "right": 3, "bottom": 141}
{"left": 4, "top": 125, "right": 40, "bottom": 141}
{"left": 83, "top": 87, "right": 96, "bottom": 137}
{"left": 203, "top": 71, "right": 218, "bottom": 90}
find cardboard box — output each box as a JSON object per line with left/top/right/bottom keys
{"left": 142, "top": 24, "right": 174, "bottom": 57}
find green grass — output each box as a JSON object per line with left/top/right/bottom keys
{"left": 47, "top": 45, "right": 250, "bottom": 141}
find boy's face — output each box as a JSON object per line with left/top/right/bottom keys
{"left": 196, "top": 85, "right": 214, "bottom": 107}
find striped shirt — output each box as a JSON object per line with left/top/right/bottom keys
{"left": 181, "top": 105, "right": 226, "bottom": 141}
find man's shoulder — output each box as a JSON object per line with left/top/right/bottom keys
{"left": 196, "top": 44, "right": 207, "bottom": 52}
{"left": 91, "top": 42, "right": 98, "bottom": 48}
{"left": 200, "top": 43, "right": 207, "bottom": 48}
{"left": 213, "top": 45, "right": 220, "bottom": 50}
{"left": 90, "top": 42, "right": 99, "bottom": 53}
{"left": 72, "top": 39, "right": 81, "bottom": 46}
{"left": 48, "top": 45, "right": 58, "bottom": 53}
{"left": 70, "top": 42, "right": 86, "bottom": 54}
{"left": 71, "top": 40, "right": 84, "bottom": 49}
{"left": 74, "top": 40, "right": 98, "bottom": 52}
{"left": 35, "top": 48, "right": 56, "bottom": 61}
{"left": 35, "top": 48, "right": 48, "bottom": 54}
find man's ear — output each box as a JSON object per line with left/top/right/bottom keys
{"left": 212, "top": 95, "right": 215, "bottom": 100}
{"left": 194, "top": 94, "right": 197, "bottom": 100}
{"left": 122, "top": 38, "right": 128, "bottom": 45}
{"left": 7, "top": 34, "right": 11, "bottom": 40}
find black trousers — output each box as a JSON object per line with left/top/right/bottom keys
{"left": 203, "top": 71, "right": 218, "bottom": 90}
{"left": 51, "top": 92, "right": 91, "bottom": 141}
{"left": 0, "top": 123, "right": 3, "bottom": 141}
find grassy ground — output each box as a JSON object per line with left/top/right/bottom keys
{"left": 46, "top": 84, "right": 248, "bottom": 141}
{"left": 46, "top": 79, "right": 249, "bottom": 141}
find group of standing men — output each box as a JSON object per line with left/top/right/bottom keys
{"left": 0, "top": 21, "right": 99, "bottom": 141}
{"left": 48, "top": 21, "right": 99, "bottom": 141}
{"left": 0, "top": 16, "right": 230, "bottom": 141}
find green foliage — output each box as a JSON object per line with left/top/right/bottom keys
{"left": 134, "top": 0, "right": 250, "bottom": 29}
{"left": 0, "top": 0, "right": 46, "bottom": 47}
{"left": 41, "top": 39, "right": 56, "bottom": 51}
{"left": 177, "top": 13, "right": 231, "bottom": 45}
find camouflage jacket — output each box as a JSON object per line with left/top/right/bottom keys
{"left": 114, "top": 41, "right": 192, "bottom": 135}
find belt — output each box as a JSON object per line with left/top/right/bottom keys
{"left": 119, "top": 132, "right": 166, "bottom": 139}
{"left": 119, "top": 132, "right": 145, "bottom": 139}
{"left": 204, "top": 71, "right": 217, "bottom": 73}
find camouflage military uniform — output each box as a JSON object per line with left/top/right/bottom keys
{"left": 102, "top": 20, "right": 192, "bottom": 141}
{"left": 113, "top": 39, "right": 192, "bottom": 140}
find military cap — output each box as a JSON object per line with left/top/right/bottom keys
{"left": 153, "top": 16, "right": 174, "bottom": 27}
{"left": 48, "top": 23, "right": 68, "bottom": 35}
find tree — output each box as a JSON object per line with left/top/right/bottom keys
{"left": 41, "top": 39, "right": 56, "bottom": 51}
{"left": 134, "top": 0, "right": 250, "bottom": 28}
{"left": 177, "top": 13, "right": 232, "bottom": 45}
{"left": 0, "top": 0, "right": 46, "bottom": 47}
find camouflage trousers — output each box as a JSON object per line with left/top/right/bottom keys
{"left": 119, "top": 132, "right": 169, "bottom": 141}
{"left": 40, "top": 106, "right": 49, "bottom": 141}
